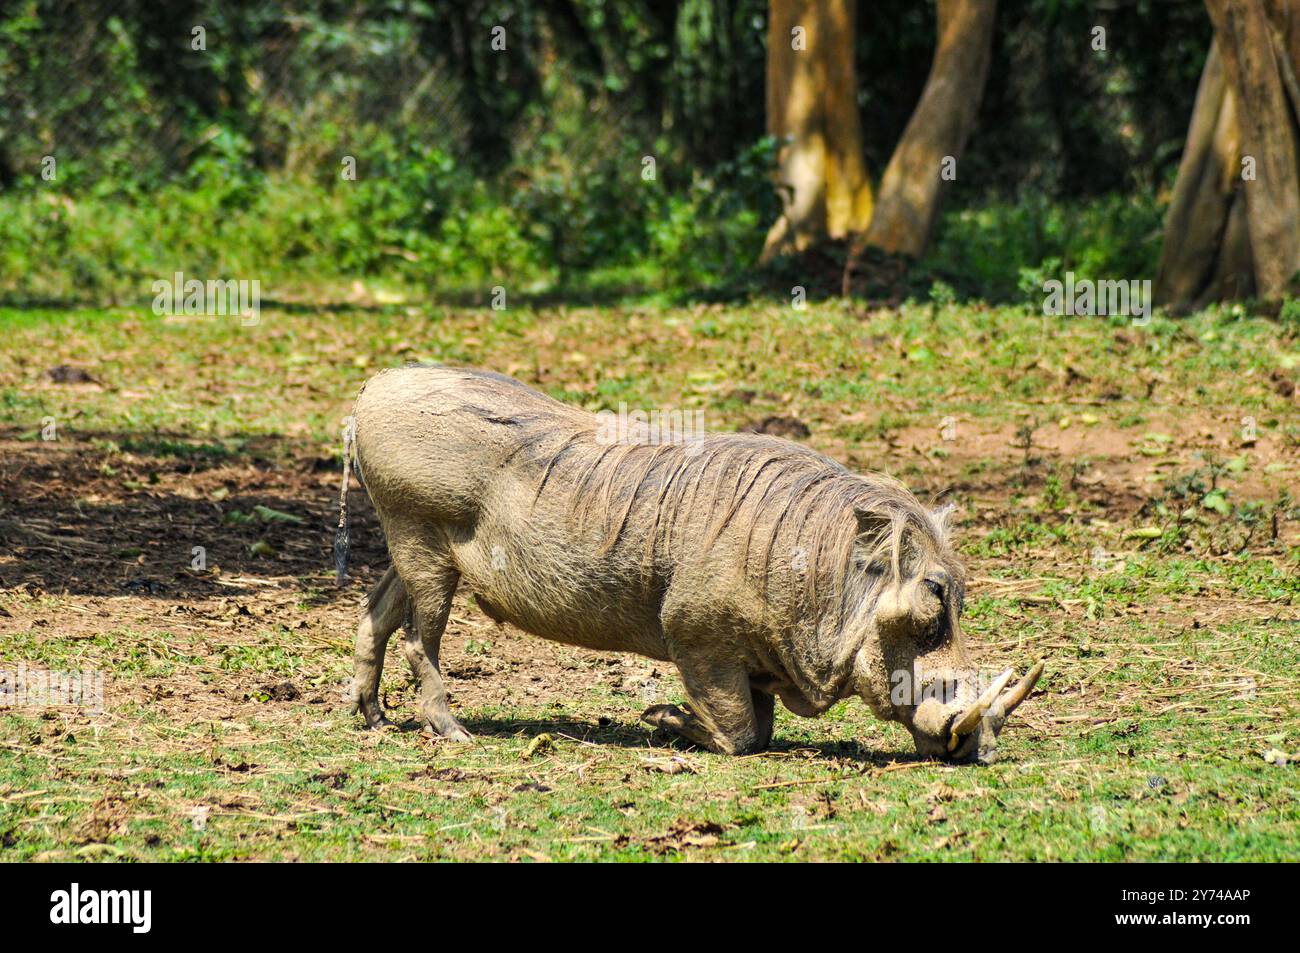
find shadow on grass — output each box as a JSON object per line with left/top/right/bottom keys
{"left": 451, "top": 714, "right": 920, "bottom": 766}
{"left": 0, "top": 427, "right": 387, "bottom": 603}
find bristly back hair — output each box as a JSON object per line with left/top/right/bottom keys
{"left": 484, "top": 399, "right": 961, "bottom": 629}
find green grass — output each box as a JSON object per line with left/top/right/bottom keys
{"left": 0, "top": 299, "right": 1296, "bottom": 448}
{"left": 1, "top": 649, "right": 1294, "bottom": 861}
{"left": 0, "top": 298, "right": 1297, "bottom": 861}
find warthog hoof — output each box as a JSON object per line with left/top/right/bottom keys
{"left": 352, "top": 698, "right": 394, "bottom": 730}
{"left": 425, "top": 712, "right": 474, "bottom": 743}
{"left": 640, "top": 703, "right": 712, "bottom": 749}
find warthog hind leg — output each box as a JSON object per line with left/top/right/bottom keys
{"left": 399, "top": 560, "right": 473, "bottom": 743}
{"left": 351, "top": 565, "right": 409, "bottom": 728}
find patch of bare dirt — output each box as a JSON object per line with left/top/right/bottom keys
{"left": 2, "top": 413, "right": 1295, "bottom": 742}
{"left": 889, "top": 404, "right": 1298, "bottom": 516}
{"left": 738, "top": 415, "right": 811, "bottom": 440}
{"left": 0, "top": 430, "right": 673, "bottom": 733}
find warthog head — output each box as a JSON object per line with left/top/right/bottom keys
{"left": 843, "top": 505, "right": 1043, "bottom": 764}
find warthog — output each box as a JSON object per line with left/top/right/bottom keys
{"left": 335, "top": 365, "right": 1042, "bottom": 762}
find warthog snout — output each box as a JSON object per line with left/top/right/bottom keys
{"left": 905, "top": 662, "right": 1045, "bottom": 764}
{"left": 874, "top": 576, "right": 944, "bottom": 635}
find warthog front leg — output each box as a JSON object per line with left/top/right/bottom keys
{"left": 641, "top": 662, "right": 767, "bottom": 755}
{"left": 750, "top": 685, "right": 776, "bottom": 750}
{"left": 399, "top": 562, "right": 473, "bottom": 743}
{"left": 641, "top": 703, "right": 715, "bottom": 748}
{"left": 642, "top": 687, "right": 774, "bottom": 752}
{"left": 351, "top": 566, "right": 409, "bottom": 728}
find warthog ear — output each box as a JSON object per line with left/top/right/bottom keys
{"left": 850, "top": 505, "right": 891, "bottom": 573}
{"left": 852, "top": 505, "right": 888, "bottom": 538}
{"left": 931, "top": 502, "right": 957, "bottom": 535}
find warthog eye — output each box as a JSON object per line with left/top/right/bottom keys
{"left": 917, "top": 580, "right": 949, "bottom": 651}
{"left": 918, "top": 607, "right": 947, "bottom": 651}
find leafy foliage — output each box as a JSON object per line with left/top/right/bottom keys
{"left": 0, "top": 0, "right": 1214, "bottom": 301}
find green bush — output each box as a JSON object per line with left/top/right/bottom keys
{"left": 923, "top": 191, "right": 1165, "bottom": 303}
{"left": 0, "top": 129, "right": 782, "bottom": 303}
{"left": 649, "top": 137, "right": 779, "bottom": 289}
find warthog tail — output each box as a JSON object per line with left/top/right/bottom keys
{"left": 333, "top": 416, "right": 357, "bottom": 585}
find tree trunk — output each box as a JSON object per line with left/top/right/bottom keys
{"left": 1154, "top": 42, "right": 1254, "bottom": 308}
{"left": 761, "top": 0, "right": 874, "bottom": 261}
{"left": 1157, "top": 0, "right": 1300, "bottom": 310}
{"left": 860, "top": 0, "right": 997, "bottom": 258}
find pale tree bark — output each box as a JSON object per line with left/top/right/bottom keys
{"left": 1154, "top": 43, "right": 1253, "bottom": 308}
{"left": 860, "top": 0, "right": 997, "bottom": 257}
{"left": 762, "top": 0, "right": 874, "bottom": 261}
{"left": 1157, "top": 0, "right": 1300, "bottom": 310}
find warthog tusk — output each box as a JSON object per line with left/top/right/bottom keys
{"left": 947, "top": 668, "right": 1014, "bottom": 751}
{"left": 997, "top": 660, "right": 1045, "bottom": 718}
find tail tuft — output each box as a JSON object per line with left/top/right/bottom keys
{"left": 333, "top": 416, "right": 356, "bottom": 585}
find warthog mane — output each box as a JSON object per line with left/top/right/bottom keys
{"left": 456, "top": 389, "right": 962, "bottom": 633}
